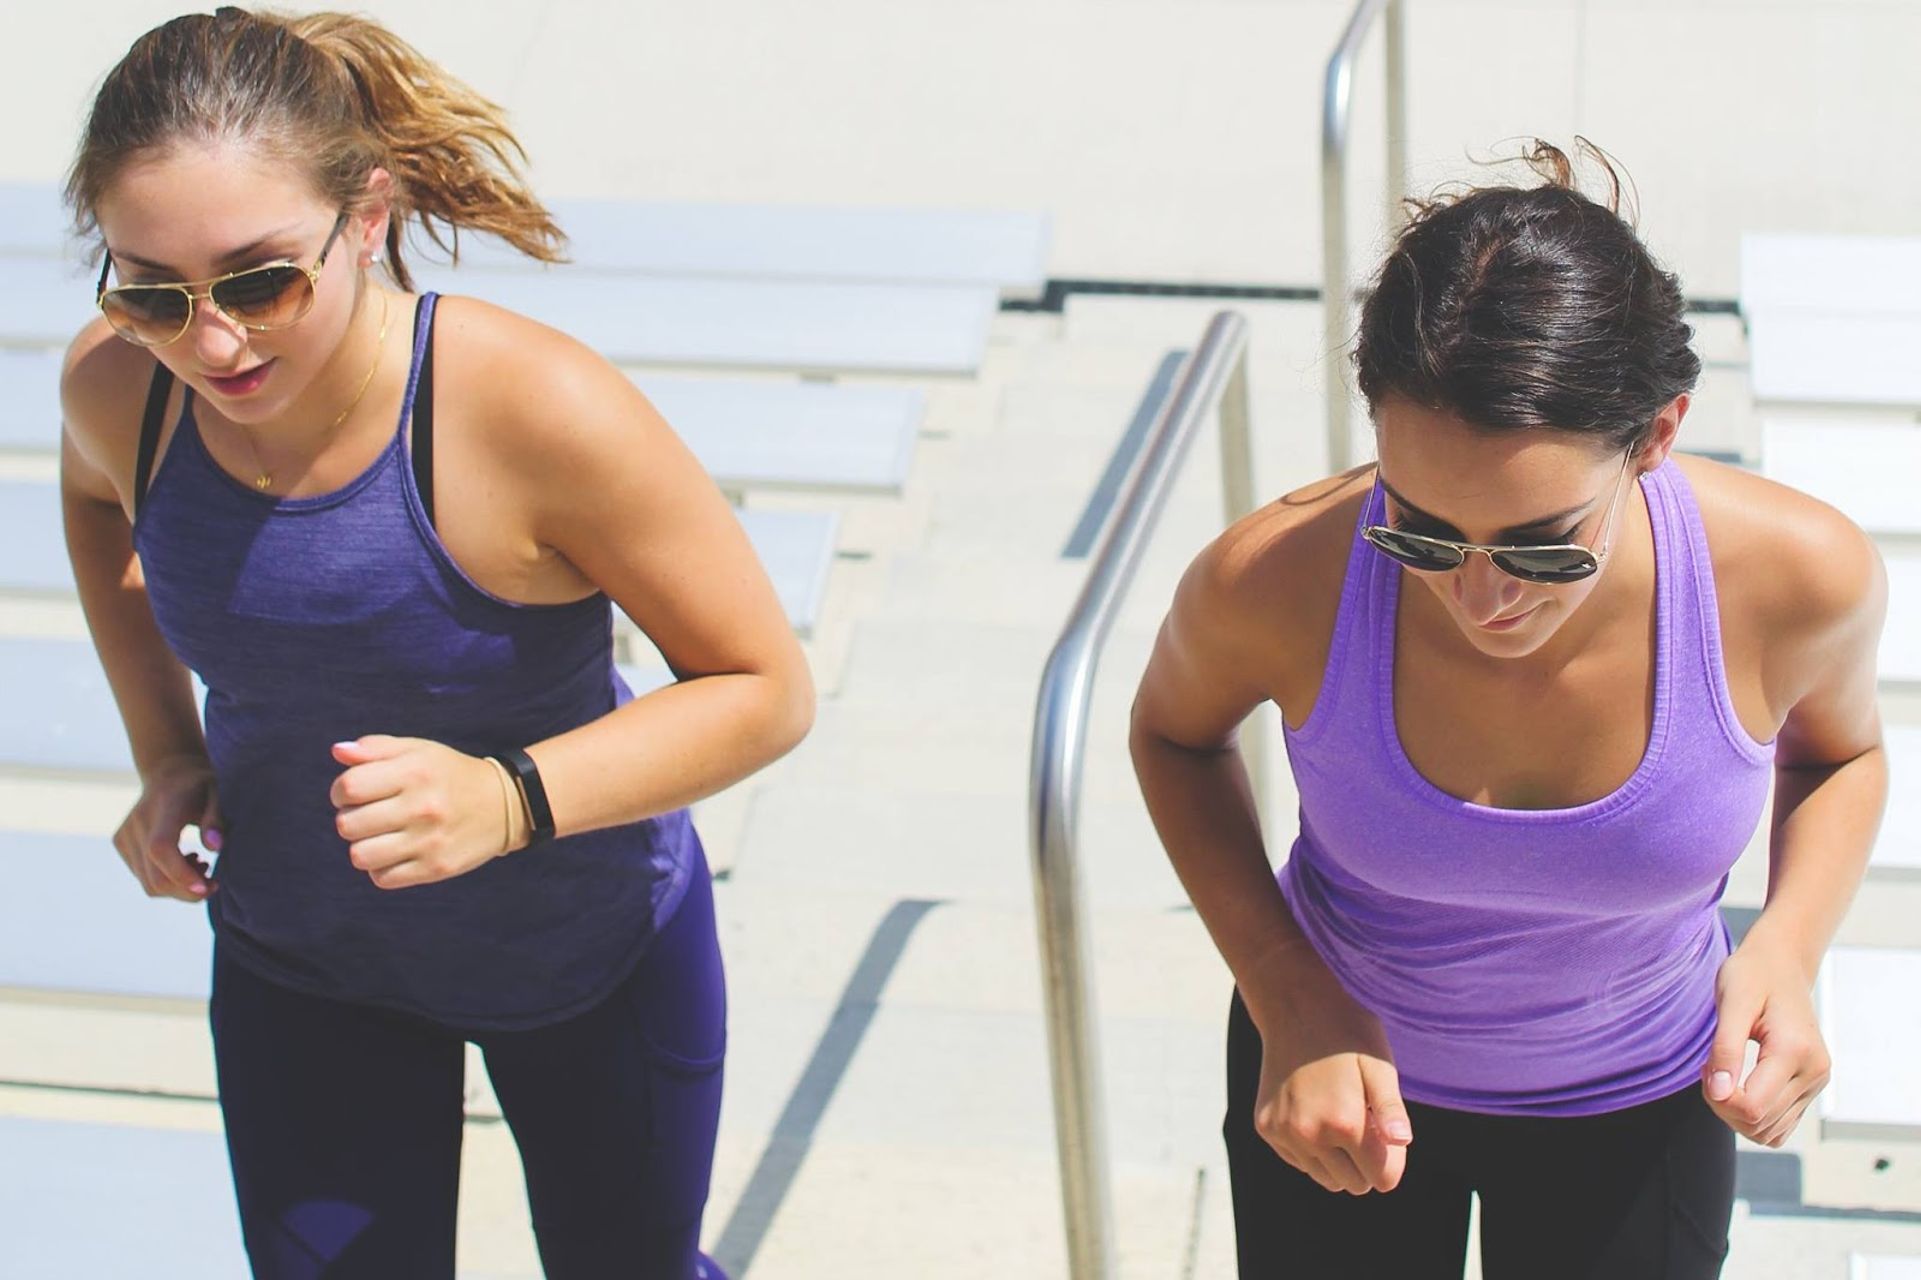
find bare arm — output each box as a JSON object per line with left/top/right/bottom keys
{"left": 60, "top": 329, "right": 219, "bottom": 900}
{"left": 512, "top": 350, "right": 815, "bottom": 836}
{"left": 1704, "top": 501, "right": 1889, "bottom": 1144}
{"left": 1130, "top": 490, "right": 1412, "bottom": 1195}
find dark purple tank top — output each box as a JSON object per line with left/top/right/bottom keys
{"left": 131, "top": 294, "right": 698, "bottom": 1029}
{"left": 1278, "top": 462, "right": 1775, "bottom": 1115}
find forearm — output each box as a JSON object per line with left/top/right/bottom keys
{"left": 1745, "top": 746, "right": 1888, "bottom": 979}
{"left": 63, "top": 487, "right": 208, "bottom": 780}
{"left": 1130, "top": 724, "right": 1337, "bottom": 1024}
{"left": 525, "top": 667, "right": 812, "bottom": 839}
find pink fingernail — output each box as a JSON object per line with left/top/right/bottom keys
{"left": 1709, "top": 1071, "right": 1734, "bottom": 1100}
{"left": 204, "top": 828, "right": 223, "bottom": 851}
{"left": 190, "top": 883, "right": 208, "bottom": 896}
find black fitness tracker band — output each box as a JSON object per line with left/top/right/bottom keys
{"left": 492, "top": 747, "right": 556, "bottom": 848}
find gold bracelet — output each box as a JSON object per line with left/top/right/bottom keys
{"left": 484, "top": 755, "right": 519, "bottom": 856}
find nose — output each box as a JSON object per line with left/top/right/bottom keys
{"left": 1451, "top": 553, "right": 1527, "bottom": 625}
{"left": 187, "top": 294, "right": 252, "bottom": 370}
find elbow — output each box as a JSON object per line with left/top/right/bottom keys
{"left": 763, "top": 657, "right": 816, "bottom": 761}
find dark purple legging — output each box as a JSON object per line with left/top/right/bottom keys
{"left": 209, "top": 868, "right": 728, "bottom": 1280}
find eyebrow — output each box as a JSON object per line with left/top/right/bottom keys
{"left": 1378, "top": 477, "right": 1593, "bottom": 539}
{"left": 107, "top": 225, "right": 304, "bottom": 276}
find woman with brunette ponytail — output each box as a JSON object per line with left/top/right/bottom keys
{"left": 1132, "top": 142, "right": 1888, "bottom": 1277}
{"left": 60, "top": 8, "right": 809, "bottom": 1277}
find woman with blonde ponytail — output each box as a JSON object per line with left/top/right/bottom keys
{"left": 59, "top": 8, "right": 809, "bottom": 1276}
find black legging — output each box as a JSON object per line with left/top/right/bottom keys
{"left": 1225, "top": 991, "right": 1735, "bottom": 1280}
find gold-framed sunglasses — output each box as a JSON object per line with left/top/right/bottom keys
{"left": 95, "top": 211, "right": 351, "bottom": 347}
{"left": 1362, "top": 448, "right": 1636, "bottom": 585}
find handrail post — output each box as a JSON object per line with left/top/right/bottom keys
{"left": 1322, "top": 0, "right": 1410, "bottom": 472}
{"left": 1031, "top": 313, "right": 1258, "bottom": 1280}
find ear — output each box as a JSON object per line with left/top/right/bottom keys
{"left": 1632, "top": 393, "right": 1688, "bottom": 471}
{"left": 355, "top": 167, "right": 397, "bottom": 267}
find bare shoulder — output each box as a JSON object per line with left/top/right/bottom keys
{"left": 1172, "top": 466, "right": 1374, "bottom": 723}
{"left": 60, "top": 317, "right": 162, "bottom": 504}
{"left": 428, "top": 294, "right": 677, "bottom": 477}
{"left": 1677, "top": 454, "right": 1884, "bottom": 645}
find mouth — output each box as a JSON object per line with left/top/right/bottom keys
{"left": 203, "top": 360, "right": 276, "bottom": 398}
{"left": 1477, "top": 604, "right": 1541, "bottom": 632}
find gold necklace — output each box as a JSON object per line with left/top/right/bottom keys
{"left": 236, "top": 291, "right": 392, "bottom": 491}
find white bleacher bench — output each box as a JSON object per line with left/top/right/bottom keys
{"left": 448, "top": 199, "right": 1050, "bottom": 294}
{"left": 0, "top": 363, "right": 923, "bottom": 499}
{"left": 8, "top": 253, "right": 996, "bottom": 377}
{"left": 1817, "top": 946, "right": 1921, "bottom": 1141}
{"left": 0, "top": 479, "right": 838, "bottom": 635}
{"left": 0, "top": 829, "right": 213, "bottom": 999}
{"left": 638, "top": 376, "right": 922, "bottom": 497}
{"left": 4, "top": 180, "right": 1050, "bottom": 293}
{"left": 4, "top": 255, "right": 102, "bottom": 348}
{"left": 1761, "top": 420, "right": 1921, "bottom": 536}
{"left": 1741, "top": 234, "right": 1921, "bottom": 318}
{"left": 0, "top": 479, "right": 67, "bottom": 594}
{"left": 0, "top": 347, "right": 64, "bottom": 449}
{"left": 1885, "top": 555, "right": 1921, "bottom": 686}
{"left": 1747, "top": 312, "right": 1921, "bottom": 407}
{"left": 0, "top": 637, "right": 200, "bottom": 774}
{"left": 1854, "top": 1258, "right": 1921, "bottom": 1280}
{"left": 0, "top": 181, "right": 71, "bottom": 256}
{"left": 411, "top": 266, "right": 996, "bottom": 377}
{"left": 1873, "top": 726, "right": 1921, "bottom": 879}
{"left": 0, "top": 1117, "right": 250, "bottom": 1277}
{"left": 1740, "top": 232, "right": 1921, "bottom": 407}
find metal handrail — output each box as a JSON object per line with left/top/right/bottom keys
{"left": 1029, "top": 311, "right": 1259, "bottom": 1280}
{"left": 1322, "top": 0, "right": 1409, "bottom": 471}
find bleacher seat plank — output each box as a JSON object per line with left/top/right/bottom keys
{"left": 639, "top": 376, "right": 921, "bottom": 495}
{"left": 0, "top": 181, "right": 71, "bottom": 256}
{"left": 1761, "top": 420, "right": 1921, "bottom": 535}
{"left": 4, "top": 255, "right": 104, "bottom": 347}
{"left": 453, "top": 199, "right": 1049, "bottom": 293}
{"left": 1885, "top": 556, "right": 1921, "bottom": 685}
{"left": 1853, "top": 1257, "right": 1921, "bottom": 1280}
{"left": 412, "top": 266, "right": 995, "bottom": 375}
{"left": 0, "top": 347, "right": 64, "bottom": 448}
{"left": 1741, "top": 233, "right": 1921, "bottom": 317}
{"left": 1748, "top": 311, "right": 1921, "bottom": 406}
{"left": 0, "top": 829, "right": 212, "bottom": 998}
{"left": 0, "top": 479, "right": 66, "bottom": 592}
{"left": 0, "top": 1116, "right": 249, "bottom": 1277}
{"left": 1818, "top": 947, "right": 1921, "bottom": 1140}
{"left": 1873, "top": 726, "right": 1921, "bottom": 878}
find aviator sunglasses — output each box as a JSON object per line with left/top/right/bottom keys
{"left": 95, "top": 211, "right": 351, "bottom": 347}
{"left": 1362, "top": 448, "right": 1636, "bottom": 585}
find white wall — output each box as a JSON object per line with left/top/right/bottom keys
{"left": 7, "top": 0, "right": 1917, "bottom": 298}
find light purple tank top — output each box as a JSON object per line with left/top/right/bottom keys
{"left": 130, "top": 295, "right": 699, "bottom": 1030}
{"left": 1277, "top": 460, "right": 1774, "bottom": 1116}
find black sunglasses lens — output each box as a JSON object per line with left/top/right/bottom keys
{"left": 211, "top": 265, "right": 312, "bottom": 326}
{"left": 1366, "top": 528, "right": 1465, "bottom": 572}
{"left": 1490, "top": 548, "right": 1597, "bottom": 583}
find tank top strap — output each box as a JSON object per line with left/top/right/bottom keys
{"left": 132, "top": 362, "right": 176, "bottom": 521}
{"left": 1639, "top": 458, "right": 1771, "bottom": 762}
{"left": 1287, "top": 477, "right": 1393, "bottom": 746}
{"left": 402, "top": 292, "right": 440, "bottom": 525}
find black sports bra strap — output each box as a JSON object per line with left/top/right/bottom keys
{"left": 412, "top": 297, "right": 437, "bottom": 528}
{"left": 133, "top": 363, "right": 175, "bottom": 520}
